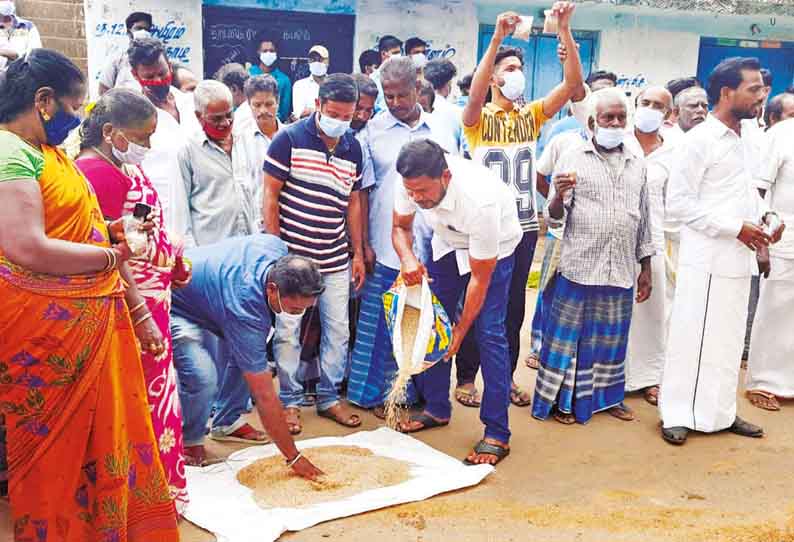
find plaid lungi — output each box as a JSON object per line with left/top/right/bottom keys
{"left": 532, "top": 274, "right": 634, "bottom": 424}
{"left": 530, "top": 234, "right": 562, "bottom": 355}
{"left": 347, "top": 263, "right": 401, "bottom": 408}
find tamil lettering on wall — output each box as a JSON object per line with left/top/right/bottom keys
{"left": 84, "top": 0, "right": 203, "bottom": 98}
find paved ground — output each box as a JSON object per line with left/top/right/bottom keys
{"left": 4, "top": 286, "right": 794, "bottom": 541}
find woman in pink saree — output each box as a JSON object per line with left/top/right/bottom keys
{"left": 75, "top": 89, "right": 189, "bottom": 514}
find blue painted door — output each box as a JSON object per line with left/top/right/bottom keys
{"left": 478, "top": 26, "right": 597, "bottom": 119}
{"left": 697, "top": 37, "right": 794, "bottom": 98}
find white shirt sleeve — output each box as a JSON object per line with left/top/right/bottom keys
{"left": 756, "top": 129, "right": 780, "bottom": 192}
{"left": 569, "top": 84, "right": 591, "bottom": 128}
{"left": 666, "top": 136, "right": 743, "bottom": 239}
{"left": 99, "top": 57, "right": 120, "bottom": 89}
{"left": 26, "top": 25, "right": 42, "bottom": 51}
{"left": 393, "top": 176, "right": 417, "bottom": 216}
{"left": 467, "top": 202, "right": 500, "bottom": 261}
{"left": 175, "top": 144, "right": 197, "bottom": 248}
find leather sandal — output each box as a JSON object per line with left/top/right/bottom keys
{"left": 727, "top": 416, "right": 764, "bottom": 438}
{"left": 661, "top": 426, "right": 688, "bottom": 445}
{"left": 463, "top": 439, "right": 510, "bottom": 466}
{"left": 746, "top": 390, "right": 781, "bottom": 412}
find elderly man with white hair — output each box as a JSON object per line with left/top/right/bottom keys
{"left": 175, "top": 79, "right": 257, "bottom": 248}
{"left": 532, "top": 87, "right": 654, "bottom": 426}
{"left": 173, "top": 79, "right": 264, "bottom": 448}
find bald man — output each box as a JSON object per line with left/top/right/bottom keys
{"left": 624, "top": 86, "right": 675, "bottom": 405}
{"left": 764, "top": 92, "right": 794, "bottom": 129}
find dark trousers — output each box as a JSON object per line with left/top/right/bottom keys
{"left": 456, "top": 230, "right": 538, "bottom": 385}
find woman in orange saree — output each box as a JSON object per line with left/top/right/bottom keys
{"left": 0, "top": 50, "right": 180, "bottom": 541}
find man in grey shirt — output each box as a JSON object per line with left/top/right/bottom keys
{"left": 176, "top": 80, "right": 256, "bottom": 247}
{"left": 532, "top": 87, "right": 654, "bottom": 426}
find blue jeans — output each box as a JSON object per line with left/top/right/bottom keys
{"left": 171, "top": 315, "right": 252, "bottom": 446}
{"left": 275, "top": 267, "right": 350, "bottom": 411}
{"left": 415, "top": 251, "right": 515, "bottom": 443}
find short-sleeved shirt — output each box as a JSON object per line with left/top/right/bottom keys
{"left": 171, "top": 234, "right": 286, "bottom": 374}
{"left": 264, "top": 113, "right": 363, "bottom": 274}
{"left": 0, "top": 19, "right": 42, "bottom": 71}
{"left": 758, "top": 118, "right": 794, "bottom": 259}
{"left": 463, "top": 100, "right": 550, "bottom": 233}
{"left": 0, "top": 131, "right": 44, "bottom": 182}
{"left": 248, "top": 66, "right": 292, "bottom": 123}
{"left": 394, "top": 154, "right": 523, "bottom": 275}
{"left": 99, "top": 53, "right": 142, "bottom": 92}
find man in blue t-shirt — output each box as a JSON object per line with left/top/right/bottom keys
{"left": 171, "top": 234, "right": 323, "bottom": 479}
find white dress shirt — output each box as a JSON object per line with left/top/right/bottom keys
{"left": 666, "top": 115, "right": 767, "bottom": 277}
{"left": 757, "top": 118, "right": 794, "bottom": 259}
{"left": 141, "top": 88, "right": 202, "bottom": 238}
{"left": 394, "top": 154, "right": 523, "bottom": 275}
{"left": 431, "top": 93, "right": 465, "bottom": 154}
{"left": 291, "top": 76, "right": 320, "bottom": 118}
{"left": 233, "top": 119, "right": 282, "bottom": 225}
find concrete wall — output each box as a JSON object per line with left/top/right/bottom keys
{"left": 16, "top": 0, "right": 87, "bottom": 72}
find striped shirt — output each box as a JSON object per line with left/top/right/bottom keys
{"left": 264, "top": 113, "right": 363, "bottom": 273}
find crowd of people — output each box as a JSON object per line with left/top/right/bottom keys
{"left": 1, "top": 0, "right": 794, "bottom": 537}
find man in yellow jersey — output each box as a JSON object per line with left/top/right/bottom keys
{"left": 457, "top": 3, "right": 586, "bottom": 409}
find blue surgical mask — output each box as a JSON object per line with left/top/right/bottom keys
{"left": 41, "top": 104, "right": 81, "bottom": 146}
{"left": 318, "top": 113, "right": 350, "bottom": 138}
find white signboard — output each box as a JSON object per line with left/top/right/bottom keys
{"left": 83, "top": 0, "right": 203, "bottom": 99}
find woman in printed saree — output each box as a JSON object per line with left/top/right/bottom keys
{"left": 75, "top": 89, "right": 190, "bottom": 515}
{"left": 0, "top": 50, "right": 179, "bottom": 541}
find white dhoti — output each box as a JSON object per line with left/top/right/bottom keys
{"left": 663, "top": 231, "right": 680, "bottom": 339}
{"left": 659, "top": 265, "right": 749, "bottom": 432}
{"left": 626, "top": 253, "right": 667, "bottom": 392}
{"left": 746, "top": 257, "right": 794, "bottom": 397}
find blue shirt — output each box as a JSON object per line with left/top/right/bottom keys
{"left": 359, "top": 108, "right": 451, "bottom": 269}
{"left": 171, "top": 234, "right": 288, "bottom": 373}
{"left": 264, "top": 113, "right": 363, "bottom": 274}
{"left": 248, "top": 66, "right": 292, "bottom": 123}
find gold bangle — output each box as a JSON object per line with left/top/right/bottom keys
{"left": 101, "top": 248, "right": 112, "bottom": 272}
{"left": 133, "top": 312, "right": 153, "bottom": 327}
{"left": 128, "top": 301, "right": 147, "bottom": 314}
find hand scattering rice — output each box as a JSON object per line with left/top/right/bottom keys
{"left": 236, "top": 446, "right": 412, "bottom": 509}
{"left": 385, "top": 306, "right": 421, "bottom": 429}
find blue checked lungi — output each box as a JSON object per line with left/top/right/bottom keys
{"left": 530, "top": 233, "right": 561, "bottom": 356}
{"left": 347, "top": 262, "right": 402, "bottom": 408}
{"left": 532, "top": 274, "right": 634, "bottom": 424}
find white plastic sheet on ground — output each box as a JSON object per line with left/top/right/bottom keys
{"left": 184, "top": 427, "right": 494, "bottom": 542}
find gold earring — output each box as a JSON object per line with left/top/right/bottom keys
{"left": 40, "top": 109, "right": 51, "bottom": 122}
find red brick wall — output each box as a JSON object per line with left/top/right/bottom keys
{"left": 14, "top": 0, "right": 87, "bottom": 73}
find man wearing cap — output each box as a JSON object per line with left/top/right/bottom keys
{"left": 292, "top": 45, "right": 329, "bottom": 120}
{"left": 98, "top": 11, "right": 154, "bottom": 95}
{"left": 0, "top": 0, "right": 41, "bottom": 71}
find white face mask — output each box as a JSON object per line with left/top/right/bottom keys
{"left": 309, "top": 61, "right": 328, "bottom": 77}
{"left": 499, "top": 70, "right": 525, "bottom": 102}
{"left": 275, "top": 288, "right": 306, "bottom": 320}
{"left": 318, "top": 113, "right": 351, "bottom": 138}
{"left": 411, "top": 53, "right": 428, "bottom": 69}
{"left": 634, "top": 106, "right": 665, "bottom": 133}
{"left": 131, "top": 29, "right": 151, "bottom": 40}
{"left": 112, "top": 135, "right": 150, "bottom": 165}
{"left": 260, "top": 51, "right": 277, "bottom": 67}
{"left": 594, "top": 126, "right": 625, "bottom": 149}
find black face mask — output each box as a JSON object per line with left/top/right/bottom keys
{"left": 144, "top": 84, "right": 170, "bottom": 104}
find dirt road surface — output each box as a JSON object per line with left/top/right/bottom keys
{"left": 3, "top": 290, "right": 794, "bottom": 542}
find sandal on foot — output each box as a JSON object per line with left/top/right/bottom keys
{"left": 463, "top": 439, "right": 510, "bottom": 466}
{"left": 525, "top": 353, "right": 540, "bottom": 370}
{"left": 510, "top": 385, "right": 532, "bottom": 407}
{"left": 728, "top": 416, "right": 764, "bottom": 438}
{"left": 661, "top": 426, "right": 688, "bottom": 445}
{"left": 209, "top": 422, "right": 269, "bottom": 444}
{"left": 746, "top": 390, "right": 781, "bottom": 412}
{"left": 318, "top": 403, "right": 362, "bottom": 428}
{"left": 284, "top": 407, "right": 302, "bottom": 435}
{"left": 184, "top": 445, "right": 208, "bottom": 467}
{"left": 455, "top": 386, "right": 481, "bottom": 408}
{"left": 372, "top": 405, "right": 387, "bottom": 420}
{"left": 553, "top": 411, "right": 576, "bottom": 425}
{"left": 644, "top": 386, "right": 660, "bottom": 406}
{"left": 398, "top": 413, "right": 449, "bottom": 433}
{"left": 608, "top": 404, "right": 635, "bottom": 422}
